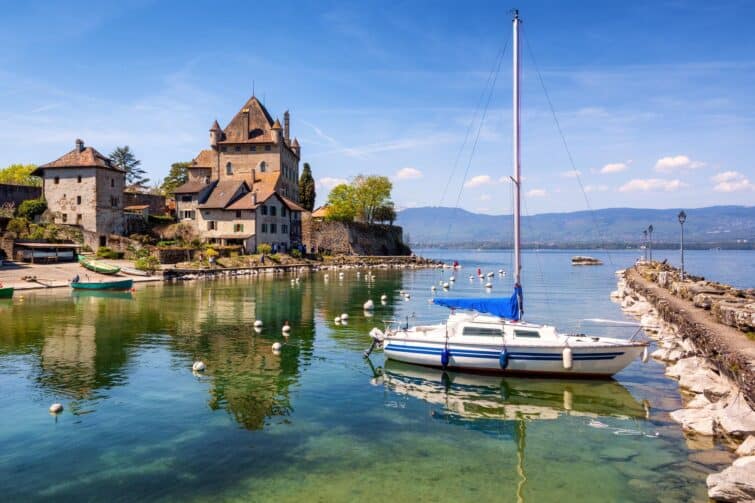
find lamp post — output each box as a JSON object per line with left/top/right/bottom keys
{"left": 678, "top": 210, "right": 686, "bottom": 280}
{"left": 642, "top": 230, "right": 648, "bottom": 261}
{"left": 648, "top": 225, "right": 654, "bottom": 262}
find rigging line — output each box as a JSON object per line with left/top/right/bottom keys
{"left": 445, "top": 36, "right": 510, "bottom": 243}
{"left": 521, "top": 26, "right": 615, "bottom": 266}
{"left": 438, "top": 42, "right": 505, "bottom": 207}
{"left": 522, "top": 195, "right": 554, "bottom": 321}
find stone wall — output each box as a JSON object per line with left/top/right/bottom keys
{"left": 0, "top": 184, "right": 42, "bottom": 207}
{"left": 302, "top": 218, "right": 410, "bottom": 256}
{"left": 123, "top": 192, "right": 166, "bottom": 215}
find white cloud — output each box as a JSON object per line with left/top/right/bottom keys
{"left": 600, "top": 162, "right": 628, "bottom": 174}
{"left": 584, "top": 184, "right": 609, "bottom": 193}
{"left": 619, "top": 178, "right": 686, "bottom": 192}
{"left": 654, "top": 155, "right": 705, "bottom": 172}
{"left": 464, "top": 175, "right": 493, "bottom": 188}
{"left": 480, "top": 194, "right": 491, "bottom": 201}
{"left": 561, "top": 170, "right": 582, "bottom": 178}
{"left": 394, "top": 167, "right": 422, "bottom": 180}
{"left": 711, "top": 171, "right": 754, "bottom": 192}
{"left": 317, "top": 177, "right": 348, "bottom": 190}
{"left": 526, "top": 188, "right": 547, "bottom": 197}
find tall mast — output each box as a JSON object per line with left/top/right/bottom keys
{"left": 512, "top": 10, "right": 522, "bottom": 288}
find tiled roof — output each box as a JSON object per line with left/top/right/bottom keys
{"left": 191, "top": 149, "right": 215, "bottom": 168}
{"left": 225, "top": 192, "right": 257, "bottom": 210}
{"left": 34, "top": 142, "right": 121, "bottom": 175}
{"left": 124, "top": 205, "right": 149, "bottom": 210}
{"left": 281, "top": 196, "right": 305, "bottom": 212}
{"left": 173, "top": 179, "right": 214, "bottom": 194}
{"left": 311, "top": 205, "right": 330, "bottom": 218}
{"left": 199, "top": 179, "right": 249, "bottom": 209}
{"left": 222, "top": 96, "right": 275, "bottom": 143}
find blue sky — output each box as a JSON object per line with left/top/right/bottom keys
{"left": 1, "top": 0, "right": 753, "bottom": 214}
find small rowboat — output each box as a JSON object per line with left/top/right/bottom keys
{"left": 0, "top": 287, "right": 14, "bottom": 299}
{"left": 121, "top": 266, "right": 151, "bottom": 277}
{"left": 79, "top": 257, "right": 121, "bottom": 275}
{"left": 71, "top": 279, "right": 133, "bottom": 291}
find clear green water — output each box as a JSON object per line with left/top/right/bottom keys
{"left": 2, "top": 249, "right": 748, "bottom": 502}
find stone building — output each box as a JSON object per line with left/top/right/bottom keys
{"left": 32, "top": 139, "right": 125, "bottom": 248}
{"left": 174, "top": 94, "right": 304, "bottom": 251}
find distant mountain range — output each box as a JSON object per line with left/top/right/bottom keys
{"left": 396, "top": 205, "right": 755, "bottom": 248}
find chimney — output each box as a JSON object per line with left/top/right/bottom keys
{"left": 252, "top": 191, "right": 257, "bottom": 205}
{"left": 75, "top": 138, "right": 84, "bottom": 152}
{"left": 284, "top": 110, "right": 290, "bottom": 141}
{"left": 243, "top": 107, "right": 250, "bottom": 140}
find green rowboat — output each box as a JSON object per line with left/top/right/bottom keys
{"left": 79, "top": 256, "right": 121, "bottom": 275}
{"left": 0, "top": 287, "right": 14, "bottom": 299}
{"left": 71, "top": 279, "right": 133, "bottom": 291}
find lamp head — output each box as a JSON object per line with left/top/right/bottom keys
{"left": 678, "top": 210, "right": 687, "bottom": 224}
{"left": 648, "top": 225, "right": 654, "bottom": 233}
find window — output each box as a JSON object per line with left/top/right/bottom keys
{"left": 181, "top": 195, "right": 192, "bottom": 202}
{"left": 110, "top": 196, "right": 119, "bottom": 208}
{"left": 281, "top": 206, "right": 286, "bottom": 217}
{"left": 226, "top": 162, "right": 233, "bottom": 175}
{"left": 250, "top": 146, "right": 256, "bottom": 152}
{"left": 234, "top": 223, "right": 244, "bottom": 232}
{"left": 111, "top": 179, "right": 115, "bottom": 188}
{"left": 76, "top": 195, "right": 81, "bottom": 205}
{"left": 259, "top": 161, "right": 266, "bottom": 173}
{"left": 54, "top": 176, "right": 60, "bottom": 184}
{"left": 61, "top": 213, "right": 67, "bottom": 223}
{"left": 261, "top": 223, "right": 268, "bottom": 233}
{"left": 270, "top": 224, "right": 277, "bottom": 234}
{"left": 265, "top": 145, "right": 271, "bottom": 151}
{"left": 235, "top": 210, "right": 242, "bottom": 218}
{"left": 282, "top": 224, "right": 288, "bottom": 234}
{"left": 221, "top": 147, "right": 227, "bottom": 152}
{"left": 261, "top": 205, "right": 267, "bottom": 215}
{"left": 462, "top": 326, "right": 503, "bottom": 337}
{"left": 235, "top": 146, "right": 241, "bottom": 152}
{"left": 77, "top": 175, "right": 82, "bottom": 183}
{"left": 514, "top": 329, "right": 541, "bottom": 338}
{"left": 180, "top": 210, "right": 195, "bottom": 220}
{"left": 270, "top": 206, "right": 276, "bottom": 217}
{"left": 207, "top": 221, "right": 217, "bottom": 231}
{"left": 76, "top": 214, "right": 82, "bottom": 224}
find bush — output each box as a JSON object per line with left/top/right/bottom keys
{"left": 257, "top": 243, "right": 272, "bottom": 255}
{"left": 204, "top": 248, "right": 219, "bottom": 258}
{"left": 148, "top": 214, "right": 174, "bottom": 224}
{"left": 96, "top": 247, "right": 124, "bottom": 259}
{"left": 134, "top": 255, "right": 160, "bottom": 273}
{"left": 290, "top": 248, "right": 302, "bottom": 259}
{"left": 17, "top": 198, "right": 47, "bottom": 220}
{"left": 157, "top": 240, "right": 177, "bottom": 248}
{"left": 6, "top": 217, "right": 29, "bottom": 236}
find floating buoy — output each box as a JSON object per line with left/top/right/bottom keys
{"left": 469, "top": 275, "right": 474, "bottom": 280}
{"left": 380, "top": 294, "right": 387, "bottom": 301}
{"left": 485, "top": 282, "right": 493, "bottom": 289}
{"left": 449, "top": 276, "right": 455, "bottom": 282}
{"left": 272, "top": 342, "right": 282, "bottom": 352}
{"left": 404, "top": 294, "right": 411, "bottom": 300}
{"left": 282, "top": 322, "right": 291, "bottom": 333}
{"left": 381, "top": 299, "right": 387, "bottom": 306}
{"left": 431, "top": 286, "right": 436, "bottom": 292}
{"left": 499, "top": 349, "right": 509, "bottom": 369}
{"left": 254, "top": 327, "right": 262, "bottom": 334}
{"left": 562, "top": 347, "right": 573, "bottom": 370}
{"left": 487, "top": 272, "right": 494, "bottom": 277}
{"left": 340, "top": 313, "right": 349, "bottom": 320}
{"left": 192, "top": 361, "right": 206, "bottom": 372}
{"left": 334, "top": 315, "right": 341, "bottom": 323}
{"left": 364, "top": 310, "right": 374, "bottom": 318}
{"left": 442, "top": 282, "right": 449, "bottom": 289}
{"left": 363, "top": 300, "right": 374, "bottom": 310}
{"left": 641, "top": 346, "right": 649, "bottom": 363}
{"left": 49, "top": 403, "right": 63, "bottom": 414}
{"left": 254, "top": 320, "right": 263, "bottom": 328}
{"left": 499, "top": 269, "right": 504, "bottom": 274}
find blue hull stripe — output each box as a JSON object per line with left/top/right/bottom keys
{"left": 385, "top": 344, "right": 624, "bottom": 361}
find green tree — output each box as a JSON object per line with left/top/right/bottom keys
{"left": 0, "top": 164, "right": 41, "bottom": 186}
{"left": 298, "top": 162, "right": 316, "bottom": 211}
{"left": 161, "top": 161, "right": 190, "bottom": 195}
{"left": 110, "top": 146, "right": 149, "bottom": 190}
{"left": 17, "top": 198, "right": 47, "bottom": 220}
{"left": 326, "top": 183, "right": 358, "bottom": 221}
{"left": 353, "top": 175, "right": 392, "bottom": 224}
{"left": 373, "top": 202, "right": 397, "bottom": 225}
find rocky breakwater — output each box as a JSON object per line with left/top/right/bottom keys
{"left": 613, "top": 262, "right": 755, "bottom": 502}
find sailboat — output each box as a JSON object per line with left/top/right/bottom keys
{"left": 368, "top": 11, "right": 648, "bottom": 378}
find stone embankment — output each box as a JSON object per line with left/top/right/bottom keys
{"left": 613, "top": 262, "right": 755, "bottom": 502}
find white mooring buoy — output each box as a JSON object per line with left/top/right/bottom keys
{"left": 340, "top": 313, "right": 349, "bottom": 320}
{"left": 282, "top": 322, "right": 291, "bottom": 333}
{"left": 254, "top": 320, "right": 263, "bottom": 328}
{"left": 363, "top": 300, "right": 375, "bottom": 310}
{"left": 334, "top": 315, "right": 342, "bottom": 323}
{"left": 192, "top": 361, "right": 206, "bottom": 372}
{"left": 272, "top": 342, "right": 282, "bottom": 352}
{"left": 380, "top": 294, "right": 388, "bottom": 301}
{"left": 485, "top": 282, "right": 493, "bottom": 289}
{"left": 49, "top": 403, "right": 63, "bottom": 414}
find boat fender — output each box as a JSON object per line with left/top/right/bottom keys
{"left": 441, "top": 349, "right": 450, "bottom": 369}
{"left": 499, "top": 349, "right": 509, "bottom": 370}
{"left": 562, "top": 347, "right": 573, "bottom": 370}
{"left": 641, "top": 346, "right": 649, "bottom": 363}
{"left": 563, "top": 389, "right": 573, "bottom": 411}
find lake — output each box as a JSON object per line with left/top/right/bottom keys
{"left": 1, "top": 249, "right": 751, "bottom": 501}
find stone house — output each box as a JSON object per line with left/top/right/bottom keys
{"left": 173, "top": 94, "right": 304, "bottom": 251}
{"left": 32, "top": 139, "right": 125, "bottom": 248}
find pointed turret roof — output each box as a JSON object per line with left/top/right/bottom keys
{"left": 210, "top": 120, "right": 222, "bottom": 131}
{"left": 271, "top": 118, "right": 282, "bottom": 130}
{"left": 292, "top": 137, "right": 300, "bottom": 147}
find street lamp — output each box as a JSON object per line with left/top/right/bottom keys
{"left": 642, "top": 230, "right": 648, "bottom": 261}
{"left": 648, "top": 225, "right": 654, "bottom": 262}
{"left": 678, "top": 210, "right": 687, "bottom": 280}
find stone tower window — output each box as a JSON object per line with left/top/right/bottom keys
{"left": 54, "top": 176, "right": 60, "bottom": 184}
{"left": 226, "top": 162, "right": 233, "bottom": 175}
{"left": 77, "top": 175, "right": 82, "bottom": 183}
{"left": 259, "top": 161, "right": 266, "bottom": 173}
{"left": 76, "top": 196, "right": 81, "bottom": 205}
{"left": 111, "top": 179, "right": 115, "bottom": 188}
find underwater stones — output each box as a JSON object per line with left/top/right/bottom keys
{"left": 707, "top": 457, "right": 755, "bottom": 502}
{"left": 736, "top": 435, "right": 755, "bottom": 456}
{"left": 599, "top": 446, "right": 638, "bottom": 462}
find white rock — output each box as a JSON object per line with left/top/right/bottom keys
{"left": 717, "top": 397, "right": 755, "bottom": 439}
{"left": 670, "top": 406, "right": 715, "bottom": 436}
{"left": 678, "top": 368, "right": 730, "bottom": 398}
{"left": 49, "top": 403, "right": 63, "bottom": 414}
{"left": 733, "top": 455, "right": 755, "bottom": 468}
{"left": 666, "top": 356, "right": 713, "bottom": 379}
{"left": 192, "top": 361, "right": 206, "bottom": 372}
{"left": 707, "top": 460, "right": 755, "bottom": 502}
{"left": 736, "top": 436, "right": 755, "bottom": 456}
{"left": 687, "top": 394, "right": 712, "bottom": 409}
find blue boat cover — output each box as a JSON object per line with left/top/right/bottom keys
{"left": 433, "top": 285, "right": 523, "bottom": 321}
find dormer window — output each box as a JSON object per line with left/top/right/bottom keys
{"left": 226, "top": 162, "right": 233, "bottom": 175}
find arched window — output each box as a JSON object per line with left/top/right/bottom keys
{"left": 258, "top": 161, "right": 266, "bottom": 173}
{"left": 226, "top": 162, "right": 233, "bottom": 175}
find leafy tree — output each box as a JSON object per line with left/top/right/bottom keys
{"left": 110, "top": 146, "right": 149, "bottom": 190}
{"left": 353, "top": 175, "right": 392, "bottom": 224}
{"left": 0, "top": 164, "right": 41, "bottom": 186}
{"left": 298, "top": 162, "right": 316, "bottom": 211}
{"left": 17, "top": 198, "right": 47, "bottom": 220}
{"left": 326, "top": 183, "right": 358, "bottom": 221}
{"left": 373, "top": 203, "right": 397, "bottom": 225}
{"left": 257, "top": 243, "right": 272, "bottom": 255}
{"left": 161, "top": 161, "right": 190, "bottom": 195}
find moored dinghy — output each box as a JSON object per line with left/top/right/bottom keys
{"left": 0, "top": 286, "right": 14, "bottom": 299}
{"left": 71, "top": 279, "right": 133, "bottom": 291}
{"left": 368, "top": 11, "right": 648, "bottom": 378}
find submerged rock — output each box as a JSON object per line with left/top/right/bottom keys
{"left": 707, "top": 456, "right": 755, "bottom": 502}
